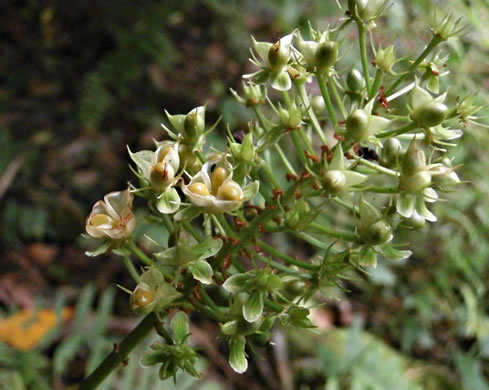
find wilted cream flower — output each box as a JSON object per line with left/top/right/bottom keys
{"left": 86, "top": 188, "right": 136, "bottom": 240}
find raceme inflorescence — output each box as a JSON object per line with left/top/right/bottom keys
{"left": 80, "top": 1, "right": 476, "bottom": 387}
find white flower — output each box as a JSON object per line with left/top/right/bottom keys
{"left": 86, "top": 188, "right": 136, "bottom": 240}
{"left": 182, "top": 162, "right": 258, "bottom": 213}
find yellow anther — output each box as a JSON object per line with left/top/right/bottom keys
{"left": 90, "top": 213, "right": 115, "bottom": 227}
{"left": 134, "top": 289, "right": 155, "bottom": 307}
{"left": 188, "top": 182, "right": 211, "bottom": 196}
{"left": 216, "top": 180, "right": 243, "bottom": 201}
{"left": 211, "top": 167, "right": 229, "bottom": 194}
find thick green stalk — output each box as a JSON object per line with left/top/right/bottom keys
{"left": 384, "top": 35, "right": 442, "bottom": 97}
{"left": 122, "top": 256, "right": 140, "bottom": 283}
{"left": 127, "top": 239, "right": 153, "bottom": 266}
{"left": 199, "top": 286, "right": 226, "bottom": 322}
{"left": 351, "top": 155, "right": 400, "bottom": 177}
{"left": 316, "top": 72, "right": 339, "bottom": 132}
{"left": 328, "top": 76, "right": 347, "bottom": 119}
{"left": 295, "top": 84, "right": 329, "bottom": 146}
{"left": 79, "top": 313, "right": 157, "bottom": 390}
{"left": 356, "top": 21, "right": 371, "bottom": 92}
{"left": 376, "top": 121, "right": 417, "bottom": 138}
{"left": 309, "top": 222, "right": 357, "bottom": 242}
{"left": 255, "top": 254, "right": 312, "bottom": 279}
{"left": 369, "top": 69, "right": 383, "bottom": 100}
{"left": 257, "top": 239, "right": 319, "bottom": 271}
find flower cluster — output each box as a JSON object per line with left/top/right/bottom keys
{"left": 82, "top": 4, "right": 474, "bottom": 385}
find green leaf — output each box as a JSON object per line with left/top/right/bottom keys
{"left": 171, "top": 312, "right": 190, "bottom": 344}
{"left": 174, "top": 206, "right": 202, "bottom": 222}
{"left": 377, "top": 244, "right": 412, "bottom": 261}
{"left": 85, "top": 241, "right": 111, "bottom": 257}
{"left": 192, "top": 237, "right": 223, "bottom": 260}
{"left": 223, "top": 273, "right": 249, "bottom": 294}
{"left": 358, "top": 246, "right": 378, "bottom": 268}
{"left": 270, "top": 71, "right": 292, "bottom": 91}
{"left": 228, "top": 335, "right": 247, "bottom": 374}
{"left": 188, "top": 259, "right": 214, "bottom": 285}
{"left": 156, "top": 188, "right": 181, "bottom": 214}
{"left": 242, "top": 181, "right": 260, "bottom": 201}
{"left": 243, "top": 290, "right": 264, "bottom": 323}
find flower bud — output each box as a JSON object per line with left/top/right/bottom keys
{"left": 349, "top": 0, "right": 388, "bottom": 23}
{"left": 322, "top": 170, "right": 346, "bottom": 193}
{"left": 401, "top": 142, "right": 426, "bottom": 176}
{"left": 381, "top": 137, "right": 402, "bottom": 167}
{"left": 403, "top": 213, "right": 426, "bottom": 229}
{"left": 374, "top": 45, "right": 397, "bottom": 74}
{"left": 179, "top": 144, "right": 201, "bottom": 173}
{"left": 400, "top": 170, "right": 432, "bottom": 194}
{"left": 347, "top": 68, "right": 366, "bottom": 92}
{"left": 184, "top": 108, "right": 205, "bottom": 143}
{"left": 150, "top": 162, "right": 175, "bottom": 191}
{"left": 346, "top": 109, "right": 370, "bottom": 142}
{"left": 411, "top": 101, "right": 449, "bottom": 128}
{"left": 268, "top": 38, "right": 290, "bottom": 70}
{"left": 315, "top": 41, "right": 338, "bottom": 72}
{"left": 311, "top": 95, "right": 326, "bottom": 115}
{"left": 360, "top": 219, "right": 392, "bottom": 245}
{"left": 278, "top": 103, "right": 302, "bottom": 129}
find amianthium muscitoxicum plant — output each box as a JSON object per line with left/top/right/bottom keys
{"left": 79, "top": 2, "right": 478, "bottom": 388}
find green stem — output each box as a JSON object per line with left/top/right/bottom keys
{"left": 126, "top": 239, "right": 153, "bottom": 266}
{"left": 351, "top": 155, "right": 400, "bottom": 177}
{"left": 317, "top": 72, "right": 339, "bottom": 132}
{"left": 309, "top": 222, "right": 357, "bottom": 242}
{"left": 255, "top": 254, "right": 312, "bottom": 279}
{"left": 294, "top": 232, "right": 337, "bottom": 251}
{"left": 122, "top": 256, "right": 140, "bottom": 283}
{"left": 376, "top": 121, "right": 418, "bottom": 138}
{"left": 295, "top": 84, "right": 329, "bottom": 146}
{"left": 369, "top": 69, "right": 383, "bottom": 100}
{"left": 356, "top": 21, "right": 371, "bottom": 92}
{"left": 328, "top": 76, "right": 347, "bottom": 119}
{"left": 363, "top": 186, "right": 399, "bottom": 194}
{"left": 264, "top": 300, "right": 284, "bottom": 313}
{"left": 274, "top": 143, "right": 297, "bottom": 175}
{"left": 289, "top": 130, "right": 307, "bottom": 166}
{"left": 384, "top": 36, "right": 442, "bottom": 97}
{"left": 257, "top": 239, "right": 319, "bottom": 271}
{"left": 184, "top": 221, "right": 203, "bottom": 241}
{"left": 79, "top": 313, "right": 157, "bottom": 390}
{"left": 199, "top": 286, "right": 226, "bottom": 322}
{"left": 333, "top": 197, "right": 357, "bottom": 214}
{"left": 262, "top": 163, "right": 281, "bottom": 189}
